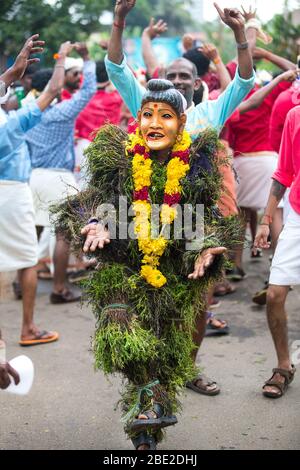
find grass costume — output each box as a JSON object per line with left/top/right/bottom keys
{"left": 53, "top": 80, "right": 241, "bottom": 449}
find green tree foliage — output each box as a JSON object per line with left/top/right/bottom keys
{"left": 264, "top": 13, "right": 300, "bottom": 62}
{"left": 0, "top": 0, "right": 196, "bottom": 65}
{"left": 201, "top": 20, "right": 236, "bottom": 65}
{"left": 0, "top": 0, "right": 110, "bottom": 60}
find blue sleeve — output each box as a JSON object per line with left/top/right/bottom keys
{"left": 0, "top": 101, "right": 41, "bottom": 159}
{"left": 43, "top": 61, "right": 97, "bottom": 123}
{"left": 15, "top": 101, "right": 42, "bottom": 133}
{"left": 105, "top": 55, "right": 146, "bottom": 118}
{"left": 194, "top": 68, "right": 255, "bottom": 133}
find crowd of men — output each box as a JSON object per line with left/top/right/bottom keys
{"left": 0, "top": 0, "right": 299, "bottom": 411}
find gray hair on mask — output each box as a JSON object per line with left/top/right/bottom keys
{"left": 141, "top": 79, "right": 187, "bottom": 116}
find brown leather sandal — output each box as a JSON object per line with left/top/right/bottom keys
{"left": 263, "top": 365, "right": 296, "bottom": 399}
{"left": 186, "top": 374, "right": 220, "bottom": 396}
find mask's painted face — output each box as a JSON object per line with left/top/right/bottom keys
{"left": 138, "top": 102, "right": 186, "bottom": 152}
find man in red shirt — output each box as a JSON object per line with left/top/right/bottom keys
{"left": 270, "top": 79, "right": 300, "bottom": 153}
{"left": 254, "top": 106, "right": 300, "bottom": 399}
{"left": 227, "top": 62, "right": 292, "bottom": 279}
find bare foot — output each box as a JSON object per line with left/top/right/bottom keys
{"left": 263, "top": 372, "right": 285, "bottom": 396}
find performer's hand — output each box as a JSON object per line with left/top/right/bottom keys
{"left": 254, "top": 225, "right": 271, "bottom": 252}
{"left": 81, "top": 223, "right": 110, "bottom": 253}
{"left": 188, "top": 247, "right": 227, "bottom": 280}
{"left": 114, "top": 0, "right": 136, "bottom": 20}
{"left": 11, "top": 35, "right": 45, "bottom": 81}
{"left": 0, "top": 362, "right": 20, "bottom": 390}
{"left": 214, "top": 3, "right": 245, "bottom": 33}
{"left": 144, "top": 18, "right": 168, "bottom": 40}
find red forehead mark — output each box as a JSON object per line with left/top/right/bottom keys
{"left": 153, "top": 104, "right": 158, "bottom": 108}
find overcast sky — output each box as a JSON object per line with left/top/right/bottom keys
{"left": 203, "top": 0, "right": 300, "bottom": 22}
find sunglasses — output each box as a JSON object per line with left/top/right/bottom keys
{"left": 67, "top": 70, "right": 82, "bottom": 78}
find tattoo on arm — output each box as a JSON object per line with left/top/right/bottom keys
{"left": 271, "top": 179, "right": 286, "bottom": 201}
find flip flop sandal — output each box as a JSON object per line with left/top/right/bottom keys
{"left": 50, "top": 290, "right": 81, "bottom": 304}
{"left": 263, "top": 365, "right": 296, "bottom": 399}
{"left": 131, "top": 432, "right": 157, "bottom": 450}
{"left": 19, "top": 331, "right": 59, "bottom": 347}
{"left": 205, "top": 312, "right": 230, "bottom": 336}
{"left": 128, "top": 403, "right": 177, "bottom": 433}
{"left": 186, "top": 374, "right": 220, "bottom": 396}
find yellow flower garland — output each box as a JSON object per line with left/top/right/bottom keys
{"left": 126, "top": 129, "right": 192, "bottom": 288}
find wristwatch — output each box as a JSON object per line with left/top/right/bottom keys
{"left": 0, "top": 80, "right": 6, "bottom": 98}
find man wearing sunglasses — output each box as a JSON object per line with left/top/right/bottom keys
{"left": 61, "top": 57, "right": 83, "bottom": 101}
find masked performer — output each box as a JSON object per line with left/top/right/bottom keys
{"left": 53, "top": 79, "right": 241, "bottom": 450}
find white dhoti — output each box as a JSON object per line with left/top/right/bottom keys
{"left": 269, "top": 207, "right": 300, "bottom": 286}
{"left": 234, "top": 153, "right": 284, "bottom": 210}
{"left": 30, "top": 168, "right": 79, "bottom": 227}
{"left": 0, "top": 181, "right": 38, "bottom": 271}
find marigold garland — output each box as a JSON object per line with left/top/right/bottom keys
{"left": 126, "top": 128, "right": 192, "bottom": 288}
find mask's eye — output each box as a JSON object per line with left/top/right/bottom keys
{"left": 162, "top": 113, "right": 173, "bottom": 119}
{"left": 143, "top": 111, "right": 152, "bottom": 117}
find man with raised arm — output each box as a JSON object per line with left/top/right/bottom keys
{"left": 254, "top": 106, "right": 300, "bottom": 399}
{"left": 106, "top": 1, "right": 255, "bottom": 140}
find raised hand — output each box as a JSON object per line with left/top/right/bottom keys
{"left": 11, "top": 34, "right": 45, "bottom": 80}
{"left": 74, "top": 42, "right": 90, "bottom": 60}
{"left": 214, "top": 2, "right": 245, "bottom": 32}
{"left": 58, "top": 41, "right": 76, "bottom": 58}
{"left": 188, "top": 247, "right": 227, "bottom": 280}
{"left": 182, "top": 34, "right": 194, "bottom": 52}
{"left": 81, "top": 223, "right": 111, "bottom": 253}
{"left": 114, "top": 0, "right": 136, "bottom": 19}
{"left": 199, "top": 43, "right": 219, "bottom": 62}
{"left": 99, "top": 39, "right": 109, "bottom": 51}
{"left": 144, "top": 18, "right": 168, "bottom": 40}
{"left": 241, "top": 5, "right": 257, "bottom": 22}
